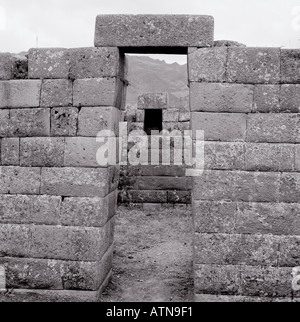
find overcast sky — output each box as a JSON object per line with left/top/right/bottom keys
{"left": 0, "top": 0, "right": 299, "bottom": 64}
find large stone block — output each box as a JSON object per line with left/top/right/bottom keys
{"left": 60, "top": 190, "right": 117, "bottom": 227}
{"left": 194, "top": 201, "right": 300, "bottom": 236}
{"left": 133, "top": 176, "right": 192, "bottom": 191}
{"left": 0, "top": 195, "right": 61, "bottom": 225}
{"left": 247, "top": 114, "right": 300, "bottom": 143}
{"left": 280, "top": 173, "right": 300, "bottom": 203}
{"left": 0, "top": 219, "right": 114, "bottom": 261}
{"left": 190, "top": 83, "right": 253, "bottom": 113}
{"left": 245, "top": 143, "right": 295, "bottom": 172}
{"left": 240, "top": 266, "right": 292, "bottom": 298}
{"left": 191, "top": 113, "right": 247, "bottom": 142}
{"left": 0, "top": 53, "right": 13, "bottom": 80}
{"left": 0, "top": 166, "right": 41, "bottom": 195}
{"left": 119, "top": 190, "right": 168, "bottom": 204}
{"left": 69, "top": 47, "right": 124, "bottom": 79}
{"left": 73, "top": 78, "right": 124, "bottom": 108}
{"left": 40, "top": 79, "right": 72, "bottom": 107}
{"left": 0, "top": 80, "right": 41, "bottom": 108}
{"left": 205, "top": 142, "right": 245, "bottom": 170}
{"left": 0, "top": 254, "right": 112, "bottom": 291}
{"left": 94, "top": 15, "right": 214, "bottom": 48}
{"left": 253, "top": 85, "right": 280, "bottom": 113}
{"left": 227, "top": 48, "right": 281, "bottom": 84}
{"left": 195, "top": 264, "right": 241, "bottom": 296}
{"left": 194, "top": 233, "right": 279, "bottom": 266}
{"left": 20, "top": 138, "right": 65, "bottom": 167}
{"left": 51, "top": 107, "right": 78, "bottom": 137}
{"left": 188, "top": 47, "right": 227, "bottom": 82}
{"left": 8, "top": 108, "right": 50, "bottom": 137}
{"left": 280, "top": 84, "right": 300, "bottom": 113}
{"left": 1, "top": 138, "right": 20, "bottom": 165}
{"left": 40, "top": 167, "right": 118, "bottom": 197}
{"left": 139, "top": 165, "right": 186, "bottom": 177}
{"left": 138, "top": 93, "right": 168, "bottom": 110}
{"left": 278, "top": 235, "right": 300, "bottom": 267}
{"left": 281, "top": 49, "right": 300, "bottom": 84}
{"left": 28, "top": 48, "right": 70, "bottom": 79}
{"left": 78, "top": 106, "right": 121, "bottom": 137}
{"left": 0, "top": 110, "right": 9, "bottom": 137}
{"left": 193, "top": 170, "right": 281, "bottom": 202}
{"left": 64, "top": 137, "right": 105, "bottom": 168}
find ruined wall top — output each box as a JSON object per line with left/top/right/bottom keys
{"left": 94, "top": 15, "right": 214, "bottom": 51}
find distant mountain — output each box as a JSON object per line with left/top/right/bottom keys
{"left": 125, "top": 55, "right": 189, "bottom": 110}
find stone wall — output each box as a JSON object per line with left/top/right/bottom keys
{"left": 119, "top": 93, "right": 192, "bottom": 208}
{"left": 189, "top": 47, "right": 300, "bottom": 302}
{"left": 0, "top": 47, "right": 126, "bottom": 302}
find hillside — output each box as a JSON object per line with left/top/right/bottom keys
{"left": 125, "top": 55, "right": 189, "bottom": 109}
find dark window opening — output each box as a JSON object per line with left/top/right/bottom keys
{"left": 144, "top": 109, "right": 163, "bottom": 135}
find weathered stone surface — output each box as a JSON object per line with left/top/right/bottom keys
{"left": 194, "top": 201, "right": 300, "bottom": 236}
{"left": 69, "top": 47, "right": 123, "bottom": 79}
{"left": 195, "top": 294, "right": 293, "bottom": 303}
{"left": 28, "top": 48, "right": 70, "bottom": 79}
{"left": 0, "top": 195, "right": 61, "bottom": 225}
{"left": 61, "top": 191, "right": 117, "bottom": 227}
{"left": 73, "top": 78, "right": 123, "bottom": 108}
{"left": 191, "top": 113, "right": 247, "bottom": 142}
{"left": 195, "top": 264, "right": 241, "bottom": 295}
{"left": 20, "top": 138, "right": 65, "bottom": 167}
{"left": 133, "top": 176, "right": 192, "bottom": 191}
{"left": 1, "top": 138, "right": 20, "bottom": 165}
{"left": 253, "top": 85, "right": 280, "bottom": 113}
{"left": 281, "top": 49, "right": 300, "bottom": 83}
{"left": 280, "top": 85, "right": 300, "bottom": 113}
{"left": 280, "top": 173, "right": 300, "bottom": 203}
{"left": 0, "top": 110, "right": 9, "bottom": 137}
{"left": 167, "top": 191, "right": 191, "bottom": 204}
{"left": 240, "top": 266, "right": 292, "bottom": 298}
{"left": 296, "top": 145, "right": 300, "bottom": 171}
{"left": 78, "top": 106, "right": 121, "bottom": 137}
{"left": 118, "top": 190, "right": 168, "bottom": 204}
{"left": 0, "top": 252, "right": 112, "bottom": 291}
{"left": 245, "top": 143, "right": 295, "bottom": 172}
{"left": 8, "top": 108, "right": 50, "bottom": 137}
{"left": 143, "top": 203, "right": 162, "bottom": 212}
{"left": 64, "top": 137, "right": 103, "bottom": 168}
{"left": 163, "top": 109, "right": 179, "bottom": 122}
{"left": 0, "top": 288, "right": 103, "bottom": 303}
{"left": 51, "top": 107, "right": 78, "bottom": 137}
{"left": 0, "top": 219, "right": 114, "bottom": 261}
{"left": 0, "top": 53, "right": 13, "bottom": 80}
{"left": 0, "top": 166, "right": 41, "bottom": 195}
{"left": 190, "top": 83, "right": 253, "bottom": 113}
{"left": 227, "top": 48, "right": 281, "bottom": 84}
{"left": 139, "top": 165, "right": 186, "bottom": 177}
{"left": 205, "top": 142, "right": 245, "bottom": 170}
{"left": 94, "top": 15, "right": 214, "bottom": 48}
{"left": 188, "top": 47, "right": 227, "bottom": 82}
{"left": 41, "top": 167, "right": 118, "bottom": 197}
{"left": 194, "top": 233, "right": 279, "bottom": 266}
{"left": 0, "top": 80, "right": 41, "bottom": 108}
{"left": 278, "top": 235, "right": 300, "bottom": 267}
{"left": 40, "top": 79, "right": 72, "bottom": 107}
{"left": 247, "top": 114, "right": 300, "bottom": 143}
{"left": 179, "top": 112, "right": 190, "bottom": 122}
{"left": 138, "top": 93, "right": 168, "bottom": 110}
{"left": 193, "top": 170, "right": 280, "bottom": 202}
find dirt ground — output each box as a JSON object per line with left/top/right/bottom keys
{"left": 100, "top": 206, "right": 194, "bottom": 302}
